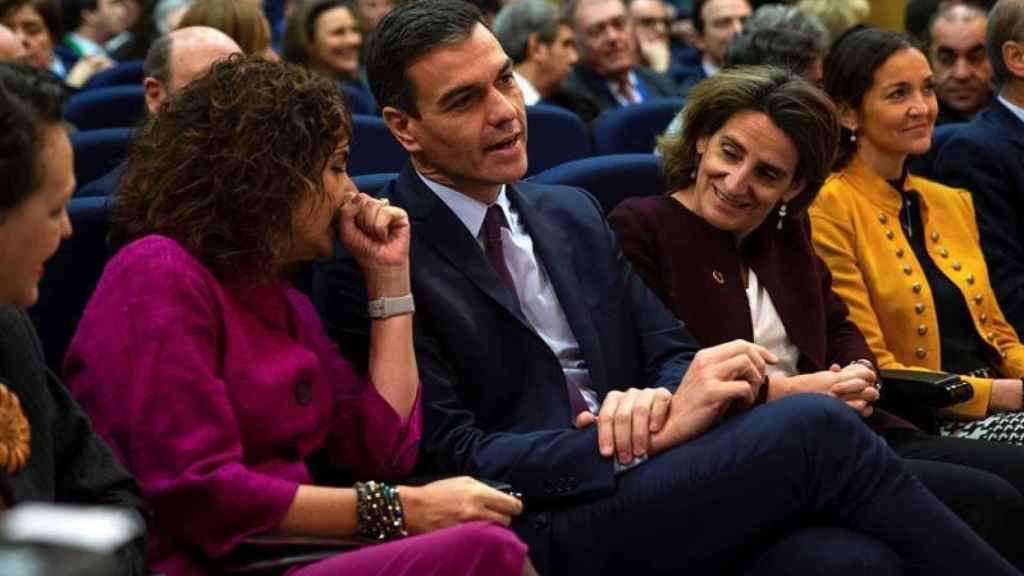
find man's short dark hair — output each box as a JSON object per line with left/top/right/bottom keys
{"left": 726, "top": 4, "right": 828, "bottom": 75}
{"left": 988, "top": 0, "right": 1024, "bottom": 86}
{"left": 364, "top": 0, "right": 485, "bottom": 117}
{"left": 0, "top": 62, "right": 66, "bottom": 218}
{"left": 144, "top": 34, "right": 173, "bottom": 87}
{"left": 493, "top": 0, "right": 560, "bottom": 64}
{"left": 62, "top": 0, "right": 98, "bottom": 33}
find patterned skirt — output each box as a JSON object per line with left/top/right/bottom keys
{"left": 941, "top": 412, "right": 1024, "bottom": 445}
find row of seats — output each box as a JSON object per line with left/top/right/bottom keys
{"left": 67, "top": 98, "right": 683, "bottom": 185}
{"left": 30, "top": 154, "right": 664, "bottom": 372}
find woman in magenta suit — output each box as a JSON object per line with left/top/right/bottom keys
{"left": 65, "top": 55, "right": 534, "bottom": 576}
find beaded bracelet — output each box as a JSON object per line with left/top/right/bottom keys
{"left": 355, "top": 480, "right": 408, "bottom": 541}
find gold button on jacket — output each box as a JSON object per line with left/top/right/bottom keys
{"left": 809, "top": 155, "right": 1024, "bottom": 420}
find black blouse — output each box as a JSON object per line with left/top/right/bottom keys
{"left": 892, "top": 175, "right": 993, "bottom": 375}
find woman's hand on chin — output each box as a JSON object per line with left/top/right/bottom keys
{"left": 337, "top": 193, "right": 411, "bottom": 298}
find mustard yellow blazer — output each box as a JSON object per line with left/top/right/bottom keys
{"left": 809, "top": 155, "right": 1024, "bottom": 420}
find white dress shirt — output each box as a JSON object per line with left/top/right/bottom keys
{"left": 998, "top": 94, "right": 1024, "bottom": 126}
{"left": 606, "top": 70, "right": 645, "bottom": 106}
{"left": 746, "top": 269, "right": 800, "bottom": 378}
{"left": 514, "top": 71, "right": 542, "bottom": 106}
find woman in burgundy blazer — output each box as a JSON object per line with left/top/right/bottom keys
{"left": 609, "top": 65, "right": 1024, "bottom": 568}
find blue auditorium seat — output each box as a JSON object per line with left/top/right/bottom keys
{"left": 349, "top": 114, "right": 408, "bottom": 176}
{"left": 29, "top": 196, "right": 115, "bottom": 373}
{"left": 70, "top": 128, "right": 133, "bottom": 191}
{"left": 82, "top": 59, "right": 145, "bottom": 90}
{"left": 907, "top": 122, "right": 966, "bottom": 181}
{"left": 529, "top": 154, "right": 664, "bottom": 214}
{"left": 341, "top": 83, "right": 377, "bottom": 115}
{"left": 525, "top": 104, "right": 590, "bottom": 176}
{"left": 591, "top": 98, "right": 685, "bottom": 155}
{"left": 353, "top": 172, "right": 397, "bottom": 196}
{"left": 64, "top": 85, "right": 147, "bottom": 131}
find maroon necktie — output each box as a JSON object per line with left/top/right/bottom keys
{"left": 483, "top": 205, "right": 517, "bottom": 294}
{"left": 482, "top": 205, "right": 590, "bottom": 419}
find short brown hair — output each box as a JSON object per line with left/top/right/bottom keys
{"left": 178, "top": 0, "right": 271, "bottom": 56}
{"left": 114, "top": 55, "right": 352, "bottom": 278}
{"left": 658, "top": 66, "right": 839, "bottom": 213}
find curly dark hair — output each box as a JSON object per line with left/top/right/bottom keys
{"left": 114, "top": 54, "right": 352, "bottom": 278}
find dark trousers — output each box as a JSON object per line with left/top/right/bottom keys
{"left": 883, "top": 427, "right": 1024, "bottom": 568}
{"left": 530, "top": 395, "right": 1018, "bottom": 576}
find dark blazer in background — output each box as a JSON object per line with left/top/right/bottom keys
{"left": 0, "top": 307, "right": 149, "bottom": 575}
{"left": 933, "top": 100, "right": 1024, "bottom": 331}
{"left": 563, "top": 64, "right": 678, "bottom": 116}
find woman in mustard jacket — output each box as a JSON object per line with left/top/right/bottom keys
{"left": 810, "top": 27, "right": 1024, "bottom": 444}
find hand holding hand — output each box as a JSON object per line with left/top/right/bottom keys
{"left": 649, "top": 340, "right": 777, "bottom": 455}
{"left": 338, "top": 193, "right": 411, "bottom": 298}
{"left": 399, "top": 476, "right": 523, "bottom": 534}
{"left": 574, "top": 387, "right": 672, "bottom": 464}
{"left": 830, "top": 363, "right": 880, "bottom": 418}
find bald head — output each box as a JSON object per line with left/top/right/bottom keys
{"left": 143, "top": 25, "right": 240, "bottom": 114}
{"left": 0, "top": 24, "right": 26, "bottom": 62}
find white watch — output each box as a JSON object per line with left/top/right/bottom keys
{"left": 367, "top": 294, "right": 415, "bottom": 319}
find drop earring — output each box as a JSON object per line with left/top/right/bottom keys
{"left": 777, "top": 202, "right": 788, "bottom": 231}
{"left": 850, "top": 132, "right": 857, "bottom": 143}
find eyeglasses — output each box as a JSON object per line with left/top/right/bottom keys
{"left": 634, "top": 16, "right": 671, "bottom": 28}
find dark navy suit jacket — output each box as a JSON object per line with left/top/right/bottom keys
{"left": 933, "top": 100, "right": 1024, "bottom": 330}
{"left": 314, "top": 165, "right": 697, "bottom": 505}
{"left": 564, "top": 65, "right": 679, "bottom": 115}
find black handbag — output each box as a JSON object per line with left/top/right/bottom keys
{"left": 877, "top": 369, "right": 975, "bottom": 432}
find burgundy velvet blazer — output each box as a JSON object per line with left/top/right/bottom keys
{"left": 608, "top": 195, "right": 875, "bottom": 373}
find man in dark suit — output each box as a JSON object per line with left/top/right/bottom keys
{"left": 933, "top": 0, "right": 1024, "bottom": 330}
{"left": 561, "top": 0, "right": 677, "bottom": 115}
{"left": 671, "top": 0, "right": 750, "bottom": 93}
{"left": 314, "top": 2, "right": 1021, "bottom": 574}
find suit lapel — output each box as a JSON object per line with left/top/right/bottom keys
{"left": 508, "top": 184, "right": 608, "bottom": 394}
{"left": 992, "top": 101, "right": 1024, "bottom": 154}
{"left": 394, "top": 167, "right": 530, "bottom": 327}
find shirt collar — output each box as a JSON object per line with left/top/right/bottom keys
{"left": 701, "top": 57, "right": 720, "bottom": 78}
{"left": 514, "top": 71, "right": 542, "bottom": 106}
{"left": 67, "top": 33, "right": 106, "bottom": 57}
{"left": 998, "top": 94, "right": 1024, "bottom": 127}
{"left": 416, "top": 171, "right": 508, "bottom": 237}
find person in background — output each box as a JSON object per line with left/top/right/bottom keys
{"left": 671, "top": 0, "right": 750, "bottom": 92}
{"left": 282, "top": 0, "right": 375, "bottom": 113}
{"left": 178, "top": 0, "right": 277, "bottom": 60}
{"left": 0, "top": 61, "right": 150, "bottom": 576}
{"left": 0, "top": 0, "right": 112, "bottom": 86}
{"left": 58, "top": 0, "right": 127, "bottom": 71}
{"left": 612, "top": 65, "right": 1024, "bottom": 569}
{"left": 563, "top": 0, "right": 677, "bottom": 117}
{"left": 628, "top": 0, "right": 671, "bottom": 75}
{"left": 493, "top": 0, "right": 579, "bottom": 106}
{"left": 65, "top": 54, "right": 536, "bottom": 576}
{"left": 356, "top": 0, "right": 390, "bottom": 31}
{"left": 795, "top": 0, "right": 869, "bottom": 46}
{"left": 928, "top": 1, "right": 994, "bottom": 125}
{"left": 931, "top": 0, "right": 1024, "bottom": 337}
{"left": 76, "top": 25, "right": 240, "bottom": 197}
{"left": 810, "top": 26, "right": 1024, "bottom": 446}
